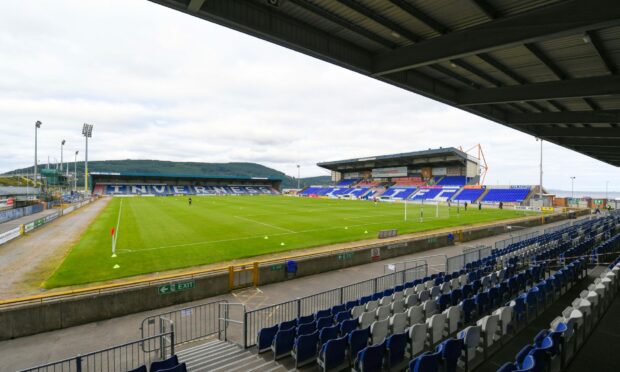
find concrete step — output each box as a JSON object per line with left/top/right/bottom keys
{"left": 177, "top": 339, "right": 292, "bottom": 372}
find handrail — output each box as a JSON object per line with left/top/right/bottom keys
{"left": 0, "top": 213, "right": 558, "bottom": 307}
{"left": 218, "top": 302, "right": 246, "bottom": 347}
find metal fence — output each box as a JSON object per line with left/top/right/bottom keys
{"left": 446, "top": 245, "right": 492, "bottom": 273}
{"left": 544, "top": 222, "right": 572, "bottom": 235}
{"left": 19, "top": 332, "right": 175, "bottom": 372}
{"left": 494, "top": 230, "right": 541, "bottom": 250}
{"left": 244, "top": 264, "right": 427, "bottom": 348}
{"left": 141, "top": 299, "right": 226, "bottom": 345}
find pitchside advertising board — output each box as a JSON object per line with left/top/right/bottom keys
{"left": 0, "top": 227, "right": 21, "bottom": 245}
{"left": 372, "top": 167, "right": 408, "bottom": 178}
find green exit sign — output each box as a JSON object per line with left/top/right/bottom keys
{"left": 158, "top": 280, "right": 195, "bottom": 295}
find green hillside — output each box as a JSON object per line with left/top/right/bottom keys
{"left": 3, "top": 160, "right": 332, "bottom": 189}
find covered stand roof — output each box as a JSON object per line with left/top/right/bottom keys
{"left": 317, "top": 147, "right": 474, "bottom": 171}
{"left": 150, "top": 0, "right": 620, "bottom": 166}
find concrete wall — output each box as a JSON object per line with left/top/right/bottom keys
{"left": 0, "top": 211, "right": 583, "bottom": 340}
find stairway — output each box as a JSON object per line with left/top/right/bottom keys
{"left": 177, "top": 339, "right": 289, "bottom": 372}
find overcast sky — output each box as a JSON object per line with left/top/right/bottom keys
{"left": 0, "top": 0, "right": 618, "bottom": 193}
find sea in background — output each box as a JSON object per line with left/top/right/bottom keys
{"left": 548, "top": 189, "right": 620, "bottom": 199}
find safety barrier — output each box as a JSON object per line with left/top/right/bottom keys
{"left": 243, "top": 263, "right": 427, "bottom": 348}
{"left": 0, "top": 226, "right": 21, "bottom": 245}
{"left": 0, "top": 204, "right": 43, "bottom": 224}
{"left": 140, "top": 299, "right": 227, "bottom": 346}
{"left": 19, "top": 331, "right": 175, "bottom": 372}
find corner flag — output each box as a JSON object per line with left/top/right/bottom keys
{"left": 111, "top": 227, "right": 115, "bottom": 236}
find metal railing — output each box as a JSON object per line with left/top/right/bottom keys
{"left": 219, "top": 302, "right": 247, "bottom": 347}
{"left": 446, "top": 245, "right": 492, "bottom": 273}
{"left": 383, "top": 254, "right": 448, "bottom": 275}
{"left": 243, "top": 264, "right": 427, "bottom": 348}
{"left": 140, "top": 299, "right": 226, "bottom": 346}
{"left": 494, "top": 230, "right": 541, "bottom": 250}
{"left": 544, "top": 221, "right": 572, "bottom": 235}
{"left": 20, "top": 332, "right": 175, "bottom": 372}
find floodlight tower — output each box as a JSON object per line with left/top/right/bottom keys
{"left": 34, "top": 121, "right": 42, "bottom": 186}
{"left": 82, "top": 124, "right": 93, "bottom": 194}
{"left": 570, "top": 176, "right": 576, "bottom": 198}
{"left": 74, "top": 150, "right": 79, "bottom": 192}
{"left": 297, "top": 164, "right": 301, "bottom": 189}
{"left": 61, "top": 139, "right": 66, "bottom": 175}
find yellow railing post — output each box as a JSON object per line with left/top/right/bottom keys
{"left": 253, "top": 262, "right": 259, "bottom": 287}
{"left": 228, "top": 266, "right": 235, "bottom": 290}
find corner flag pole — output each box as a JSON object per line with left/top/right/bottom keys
{"left": 111, "top": 227, "right": 116, "bottom": 257}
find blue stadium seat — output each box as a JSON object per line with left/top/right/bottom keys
{"left": 316, "top": 309, "right": 331, "bottom": 319}
{"left": 279, "top": 319, "right": 297, "bottom": 331}
{"left": 317, "top": 335, "right": 348, "bottom": 372}
{"left": 126, "top": 365, "right": 146, "bottom": 372}
{"left": 331, "top": 304, "right": 346, "bottom": 316}
{"left": 437, "top": 338, "right": 464, "bottom": 372}
{"left": 340, "top": 318, "right": 358, "bottom": 336}
{"left": 345, "top": 300, "right": 360, "bottom": 310}
{"left": 316, "top": 315, "right": 334, "bottom": 330}
{"left": 410, "top": 351, "right": 440, "bottom": 372}
{"left": 292, "top": 330, "right": 319, "bottom": 368}
{"left": 386, "top": 331, "right": 407, "bottom": 370}
{"left": 150, "top": 355, "right": 178, "bottom": 372}
{"left": 348, "top": 327, "right": 371, "bottom": 365}
{"left": 335, "top": 310, "right": 351, "bottom": 323}
{"left": 272, "top": 327, "right": 296, "bottom": 360}
{"left": 298, "top": 314, "right": 315, "bottom": 325}
{"left": 319, "top": 324, "right": 340, "bottom": 346}
{"left": 257, "top": 324, "right": 278, "bottom": 353}
{"left": 354, "top": 340, "right": 385, "bottom": 372}
{"left": 297, "top": 321, "right": 317, "bottom": 336}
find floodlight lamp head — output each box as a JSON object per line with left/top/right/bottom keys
{"left": 35, "top": 121, "right": 42, "bottom": 128}
{"left": 76, "top": 150, "right": 79, "bottom": 155}
{"left": 82, "top": 123, "right": 93, "bottom": 137}
{"left": 62, "top": 139, "right": 66, "bottom": 145}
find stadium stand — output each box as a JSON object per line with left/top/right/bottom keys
{"left": 410, "top": 187, "right": 443, "bottom": 201}
{"left": 482, "top": 188, "right": 532, "bottom": 203}
{"left": 249, "top": 215, "right": 619, "bottom": 372}
{"left": 392, "top": 177, "right": 426, "bottom": 187}
{"left": 380, "top": 187, "right": 418, "bottom": 200}
{"left": 358, "top": 180, "right": 383, "bottom": 187}
{"left": 437, "top": 176, "right": 467, "bottom": 186}
{"left": 98, "top": 184, "right": 278, "bottom": 196}
{"left": 336, "top": 179, "right": 359, "bottom": 187}
{"left": 453, "top": 188, "right": 486, "bottom": 204}
{"left": 494, "top": 233, "right": 620, "bottom": 372}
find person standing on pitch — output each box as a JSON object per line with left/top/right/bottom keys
{"left": 464, "top": 202, "right": 468, "bottom": 211}
{"left": 189, "top": 197, "right": 192, "bottom": 206}
{"left": 478, "top": 202, "right": 482, "bottom": 210}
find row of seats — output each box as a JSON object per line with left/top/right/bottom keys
{"left": 497, "top": 236, "right": 620, "bottom": 372}
{"left": 339, "top": 240, "right": 586, "bottom": 372}
{"left": 126, "top": 355, "right": 186, "bottom": 372}
{"left": 256, "top": 216, "right": 618, "bottom": 371}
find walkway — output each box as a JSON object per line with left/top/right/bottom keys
{"left": 0, "top": 198, "right": 110, "bottom": 299}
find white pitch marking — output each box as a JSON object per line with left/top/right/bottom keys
{"left": 233, "top": 215, "right": 296, "bottom": 233}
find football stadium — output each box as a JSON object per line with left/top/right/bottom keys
{"left": 1, "top": 1, "right": 620, "bottom": 372}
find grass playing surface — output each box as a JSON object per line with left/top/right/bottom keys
{"left": 45, "top": 196, "right": 535, "bottom": 288}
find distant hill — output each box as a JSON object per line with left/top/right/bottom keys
{"left": 3, "top": 160, "right": 332, "bottom": 189}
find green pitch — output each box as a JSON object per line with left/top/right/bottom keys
{"left": 45, "top": 196, "right": 534, "bottom": 288}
